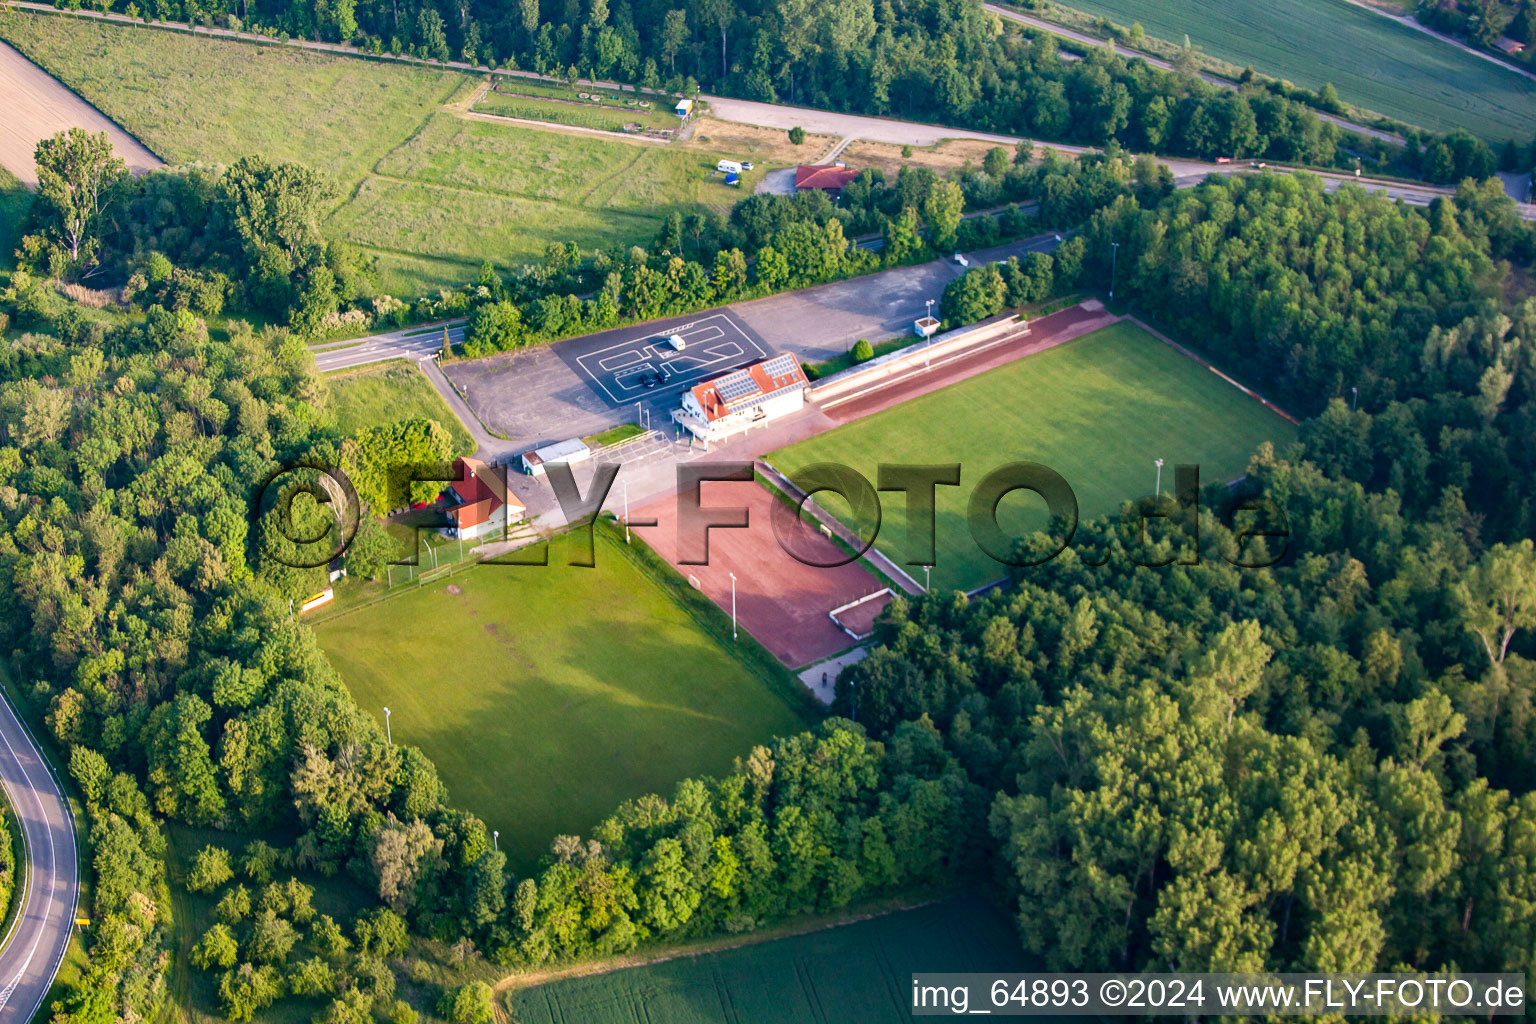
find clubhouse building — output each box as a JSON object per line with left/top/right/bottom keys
{"left": 673, "top": 353, "right": 810, "bottom": 444}
{"left": 442, "top": 457, "right": 526, "bottom": 540}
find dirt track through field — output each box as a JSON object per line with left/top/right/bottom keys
{"left": 0, "top": 40, "right": 162, "bottom": 187}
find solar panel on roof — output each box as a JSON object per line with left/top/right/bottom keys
{"left": 715, "top": 371, "right": 758, "bottom": 402}
{"left": 762, "top": 354, "right": 798, "bottom": 379}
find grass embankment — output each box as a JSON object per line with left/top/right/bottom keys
{"left": 325, "top": 362, "right": 476, "bottom": 456}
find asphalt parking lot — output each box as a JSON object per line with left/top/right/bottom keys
{"left": 443, "top": 234, "right": 1060, "bottom": 450}
{"left": 733, "top": 235, "right": 1058, "bottom": 361}
{"left": 561, "top": 311, "right": 771, "bottom": 407}
{"left": 445, "top": 309, "right": 775, "bottom": 450}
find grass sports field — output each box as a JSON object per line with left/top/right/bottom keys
{"left": 770, "top": 322, "right": 1298, "bottom": 593}
{"left": 505, "top": 891, "right": 1038, "bottom": 1023}
{"left": 0, "top": 12, "right": 751, "bottom": 296}
{"left": 325, "top": 362, "right": 476, "bottom": 456}
{"left": 312, "top": 530, "right": 810, "bottom": 873}
{"left": 1040, "top": 0, "right": 1536, "bottom": 140}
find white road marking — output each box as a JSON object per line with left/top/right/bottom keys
{"left": 0, "top": 687, "right": 77, "bottom": 1023}
{"left": 575, "top": 313, "right": 769, "bottom": 404}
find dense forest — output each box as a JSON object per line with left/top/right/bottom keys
{"left": 845, "top": 177, "right": 1536, "bottom": 976}
{"left": 6, "top": 44, "right": 1536, "bottom": 1019}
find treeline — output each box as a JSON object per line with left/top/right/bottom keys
{"left": 1075, "top": 173, "right": 1535, "bottom": 532}
{"left": 491, "top": 719, "right": 972, "bottom": 962}
{"left": 68, "top": 0, "right": 1506, "bottom": 176}
{"left": 1415, "top": 0, "right": 1536, "bottom": 58}
{"left": 837, "top": 180, "right": 1536, "bottom": 976}
{"left": 461, "top": 146, "right": 1162, "bottom": 358}
{"left": 13, "top": 129, "right": 1079, "bottom": 347}
{"left": 0, "top": 184, "right": 988, "bottom": 1021}
{"left": 17, "top": 130, "right": 376, "bottom": 336}
{"left": 941, "top": 172, "right": 1536, "bottom": 535}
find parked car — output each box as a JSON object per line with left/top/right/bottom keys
{"left": 741, "top": 161, "right": 754, "bottom": 170}
{"left": 664, "top": 334, "right": 686, "bottom": 351}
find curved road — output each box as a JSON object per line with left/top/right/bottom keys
{"left": 0, "top": 688, "right": 78, "bottom": 1023}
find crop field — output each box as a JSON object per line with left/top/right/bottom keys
{"left": 770, "top": 322, "right": 1298, "bottom": 593}
{"left": 0, "top": 12, "right": 753, "bottom": 296}
{"left": 505, "top": 892, "right": 1040, "bottom": 1024}
{"left": 1041, "top": 0, "right": 1536, "bottom": 140}
{"left": 325, "top": 362, "right": 476, "bottom": 456}
{"left": 311, "top": 530, "right": 810, "bottom": 874}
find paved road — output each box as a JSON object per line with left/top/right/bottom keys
{"left": 0, "top": 687, "right": 78, "bottom": 1024}
{"left": 981, "top": 3, "right": 1402, "bottom": 144}
{"left": 698, "top": 95, "right": 1024, "bottom": 148}
{"left": 310, "top": 323, "right": 457, "bottom": 374}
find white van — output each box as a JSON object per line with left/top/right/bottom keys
{"left": 664, "top": 334, "right": 686, "bottom": 351}
{"left": 716, "top": 159, "right": 743, "bottom": 175}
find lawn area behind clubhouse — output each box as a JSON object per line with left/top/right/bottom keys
{"left": 770, "top": 322, "right": 1299, "bottom": 593}
{"left": 312, "top": 530, "right": 812, "bottom": 874}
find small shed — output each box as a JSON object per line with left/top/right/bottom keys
{"left": 521, "top": 438, "right": 592, "bottom": 476}
{"left": 675, "top": 98, "right": 694, "bottom": 117}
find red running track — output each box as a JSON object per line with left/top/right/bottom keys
{"left": 631, "top": 481, "right": 886, "bottom": 669}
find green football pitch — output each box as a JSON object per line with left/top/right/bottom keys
{"left": 770, "top": 322, "right": 1298, "bottom": 593}
{"left": 312, "top": 530, "right": 810, "bottom": 873}
{"left": 505, "top": 891, "right": 1042, "bottom": 1023}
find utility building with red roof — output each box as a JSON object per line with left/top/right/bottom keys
{"left": 794, "top": 163, "right": 859, "bottom": 196}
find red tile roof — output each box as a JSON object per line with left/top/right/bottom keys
{"left": 450, "top": 496, "right": 498, "bottom": 528}
{"left": 689, "top": 353, "right": 808, "bottom": 423}
{"left": 795, "top": 164, "right": 859, "bottom": 191}
{"left": 446, "top": 457, "right": 524, "bottom": 527}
